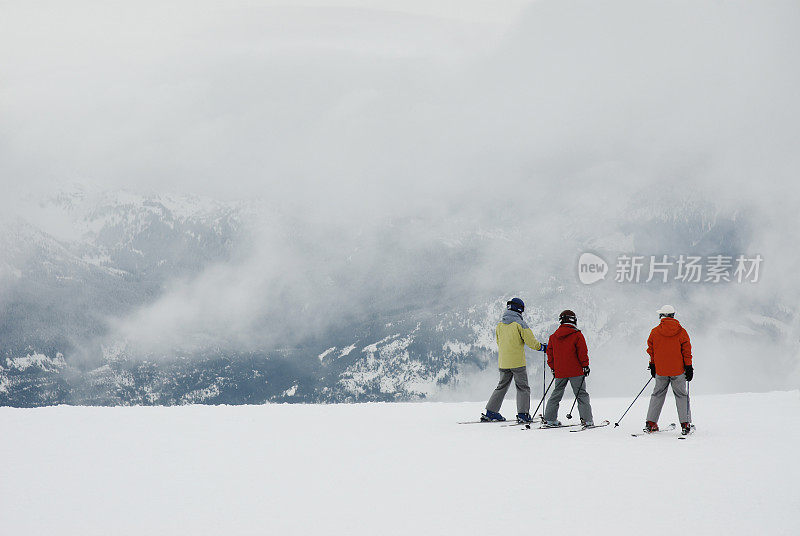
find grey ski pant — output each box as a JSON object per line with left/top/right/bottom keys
{"left": 544, "top": 376, "right": 593, "bottom": 423}
{"left": 646, "top": 375, "right": 691, "bottom": 424}
{"left": 486, "top": 366, "right": 530, "bottom": 414}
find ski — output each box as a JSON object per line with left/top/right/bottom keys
{"left": 457, "top": 419, "right": 509, "bottom": 425}
{"left": 569, "top": 420, "right": 610, "bottom": 432}
{"left": 631, "top": 423, "right": 676, "bottom": 437}
{"left": 501, "top": 414, "right": 544, "bottom": 427}
{"left": 522, "top": 423, "right": 582, "bottom": 431}
{"left": 459, "top": 414, "right": 544, "bottom": 426}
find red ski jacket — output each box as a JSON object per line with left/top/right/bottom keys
{"left": 647, "top": 318, "right": 692, "bottom": 376}
{"left": 546, "top": 324, "right": 589, "bottom": 378}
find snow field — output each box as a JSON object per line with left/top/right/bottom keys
{"left": 1, "top": 391, "right": 798, "bottom": 535}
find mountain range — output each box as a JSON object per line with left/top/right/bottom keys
{"left": 0, "top": 186, "right": 796, "bottom": 406}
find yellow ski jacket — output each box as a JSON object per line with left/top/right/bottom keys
{"left": 495, "top": 309, "right": 542, "bottom": 369}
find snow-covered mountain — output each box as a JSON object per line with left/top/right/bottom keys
{"left": 0, "top": 187, "right": 797, "bottom": 406}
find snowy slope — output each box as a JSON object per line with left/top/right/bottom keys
{"left": 1, "top": 391, "right": 798, "bottom": 535}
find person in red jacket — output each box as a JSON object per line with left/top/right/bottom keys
{"left": 645, "top": 305, "right": 694, "bottom": 435}
{"left": 543, "top": 310, "right": 594, "bottom": 426}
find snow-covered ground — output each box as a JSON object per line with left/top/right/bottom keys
{"left": 2, "top": 391, "right": 798, "bottom": 535}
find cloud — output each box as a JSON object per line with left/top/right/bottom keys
{"left": 2, "top": 1, "right": 799, "bottom": 392}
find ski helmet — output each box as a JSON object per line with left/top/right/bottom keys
{"left": 657, "top": 304, "right": 676, "bottom": 318}
{"left": 506, "top": 298, "right": 525, "bottom": 313}
{"left": 559, "top": 309, "right": 577, "bottom": 324}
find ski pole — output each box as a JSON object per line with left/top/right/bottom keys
{"left": 686, "top": 380, "right": 691, "bottom": 423}
{"left": 566, "top": 374, "right": 587, "bottom": 420}
{"left": 542, "top": 352, "right": 546, "bottom": 413}
{"left": 531, "top": 375, "right": 555, "bottom": 424}
{"left": 613, "top": 376, "right": 653, "bottom": 427}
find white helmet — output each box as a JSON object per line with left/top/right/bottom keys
{"left": 657, "top": 304, "right": 676, "bottom": 317}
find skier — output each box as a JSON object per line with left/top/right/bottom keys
{"left": 644, "top": 305, "right": 694, "bottom": 435}
{"left": 543, "top": 310, "right": 594, "bottom": 427}
{"left": 481, "top": 298, "right": 546, "bottom": 423}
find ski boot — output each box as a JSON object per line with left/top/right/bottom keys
{"left": 543, "top": 419, "right": 562, "bottom": 428}
{"left": 480, "top": 410, "right": 506, "bottom": 422}
{"left": 681, "top": 422, "right": 694, "bottom": 435}
{"left": 516, "top": 412, "right": 533, "bottom": 424}
{"left": 581, "top": 418, "right": 594, "bottom": 427}
{"left": 645, "top": 420, "right": 659, "bottom": 433}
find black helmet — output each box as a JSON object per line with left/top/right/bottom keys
{"left": 506, "top": 298, "right": 525, "bottom": 313}
{"left": 559, "top": 309, "right": 577, "bottom": 324}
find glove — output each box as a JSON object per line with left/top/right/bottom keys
{"left": 684, "top": 365, "right": 694, "bottom": 382}
{"left": 582, "top": 366, "right": 590, "bottom": 377}
{"left": 648, "top": 362, "right": 656, "bottom": 378}
{"left": 540, "top": 343, "right": 547, "bottom": 353}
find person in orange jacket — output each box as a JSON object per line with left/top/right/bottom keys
{"left": 645, "top": 305, "right": 694, "bottom": 435}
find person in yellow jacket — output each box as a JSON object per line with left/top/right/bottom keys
{"left": 481, "top": 298, "right": 546, "bottom": 423}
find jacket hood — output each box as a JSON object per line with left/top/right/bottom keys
{"left": 656, "top": 317, "right": 682, "bottom": 337}
{"left": 553, "top": 324, "right": 580, "bottom": 340}
{"left": 500, "top": 309, "right": 528, "bottom": 329}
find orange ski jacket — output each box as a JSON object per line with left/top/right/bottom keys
{"left": 646, "top": 317, "right": 693, "bottom": 377}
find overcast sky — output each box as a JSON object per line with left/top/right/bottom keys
{"left": 3, "top": 1, "right": 797, "bottom": 212}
